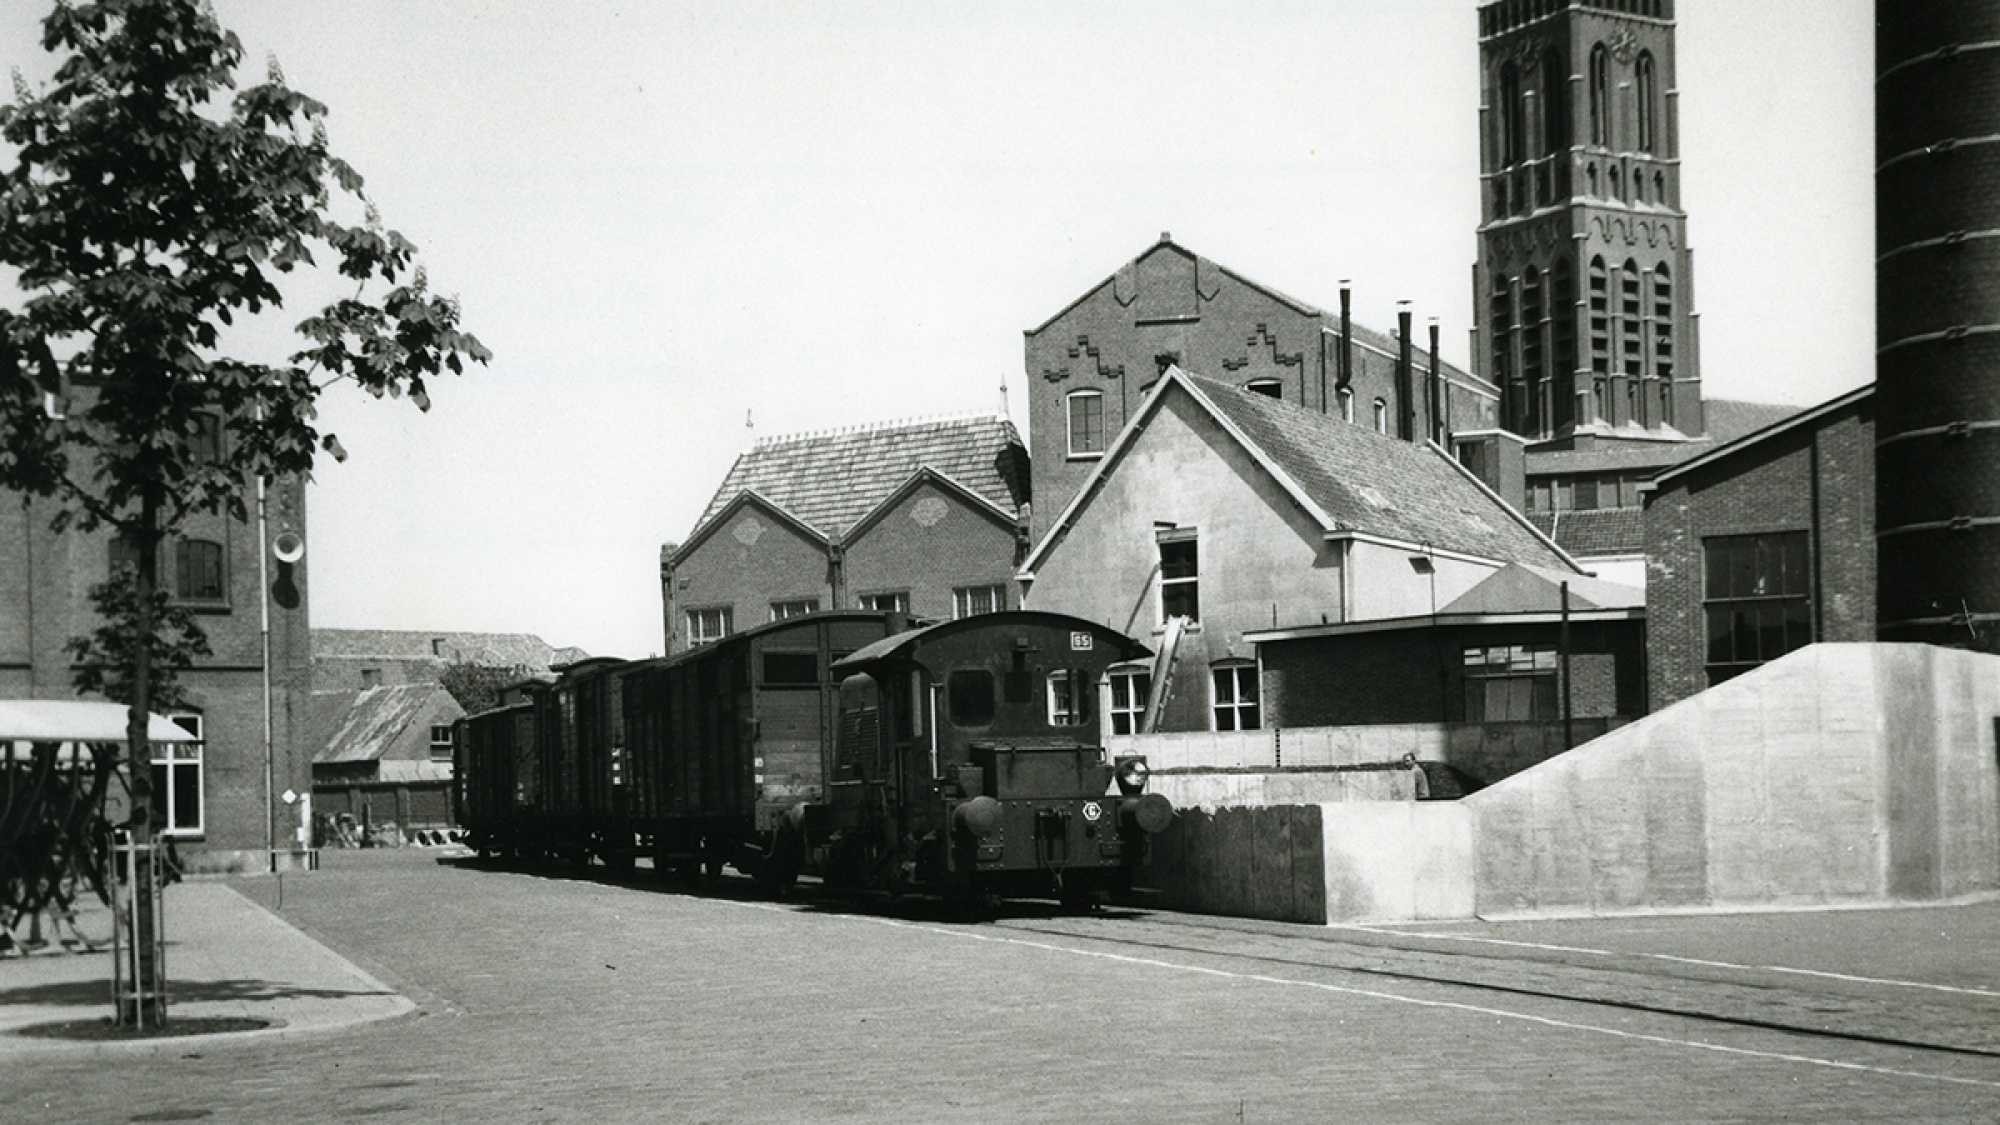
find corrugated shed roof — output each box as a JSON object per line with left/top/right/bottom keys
{"left": 311, "top": 685, "right": 462, "bottom": 765}
{"left": 689, "top": 415, "right": 1028, "bottom": 541}
{"left": 1185, "top": 374, "right": 1573, "bottom": 569}
{"left": 312, "top": 630, "right": 582, "bottom": 669}
{"left": 1528, "top": 507, "right": 1645, "bottom": 556}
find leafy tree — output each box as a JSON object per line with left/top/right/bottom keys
{"left": 0, "top": 0, "right": 489, "bottom": 1022}
{"left": 438, "top": 662, "right": 536, "bottom": 717}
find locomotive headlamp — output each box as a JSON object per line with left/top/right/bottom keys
{"left": 953, "top": 795, "right": 1003, "bottom": 839}
{"left": 1114, "top": 755, "right": 1150, "bottom": 795}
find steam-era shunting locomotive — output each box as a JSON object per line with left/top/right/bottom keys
{"left": 455, "top": 610, "right": 1174, "bottom": 907}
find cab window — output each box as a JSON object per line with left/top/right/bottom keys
{"left": 947, "top": 669, "right": 996, "bottom": 727}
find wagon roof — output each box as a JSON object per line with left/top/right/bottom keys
{"left": 833, "top": 611, "right": 1150, "bottom": 673}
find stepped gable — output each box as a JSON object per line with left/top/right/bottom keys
{"left": 691, "top": 415, "right": 1027, "bottom": 540}
{"left": 1185, "top": 373, "right": 1571, "bottom": 570}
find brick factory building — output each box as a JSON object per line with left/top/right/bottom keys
{"left": 661, "top": 415, "right": 1030, "bottom": 654}
{"left": 1643, "top": 386, "right": 1876, "bottom": 710}
{"left": 1, "top": 477, "right": 314, "bottom": 873}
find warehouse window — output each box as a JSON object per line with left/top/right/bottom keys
{"left": 686, "top": 606, "right": 732, "bottom": 646}
{"left": 1108, "top": 667, "right": 1151, "bottom": 736}
{"left": 1157, "top": 533, "right": 1198, "bottom": 624}
{"left": 1373, "top": 398, "right": 1389, "bottom": 434}
{"left": 1704, "top": 532, "right": 1811, "bottom": 687}
{"left": 429, "top": 724, "right": 454, "bottom": 761}
{"left": 859, "top": 591, "right": 909, "bottom": 613}
{"left": 1463, "top": 644, "right": 1558, "bottom": 722}
{"left": 952, "top": 585, "right": 1006, "bottom": 619}
{"left": 1067, "top": 390, "right": 1106, "bottom": 458}
{"left": 172, "top": 538, "right": 227, "bottom": 605}
{"left": 1211, "top": 663, "right": 1260, "bottom": 731}
{"left": 155, "top": 714, "right": 205, "bottom": 836}
{"left": 1337, "top": 387, "right": 1354, "bottom": 423}
{"left": 769, "top": 598, "right": 819, "bottom": 622}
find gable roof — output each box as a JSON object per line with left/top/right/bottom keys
{"left": 685, "top": 415, "right": 1028, "bottom": 550}
{"left": 1027, "top": 235, "right": 1495, "bottom": 396}
{"left": 1652, "top": 384, "right": 1874, "bottom": 490}
{"left": 310, "top": 685, "right": 463, "bottom": 766}
{"left": 313, "top": 630, "right": 583, "bottom": 670}
{"left": 1024, "top": 367, "right": 1578, "bottom": 573}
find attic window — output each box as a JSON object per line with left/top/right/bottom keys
{"left": 429, "top": 724, "right": 454, "bottom": 761}
{"left": 1245, "top": 379, "right": 1282, "bottom": 400}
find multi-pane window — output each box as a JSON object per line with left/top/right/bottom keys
{"left": 1046, "top": 670, "right": 1092, "bottom": 727}
{"left": 686, "top": 606, "right": 732, "bottom": 646}
{"left": 155, "top": 714, "right": 205, "bottom": 835}
{"left": 1108, "top": 667, "right": 1151, "bottom": 736}
{"left": 1158, "top": 537, "right": 1198, "bottom": 623}
{"left": 174, "top": 538, "right": 226, "bottom": 603}
{"left": 1067, "top": 390, "right": 1106, "bottom": 457}
{"left": 1463, "top": 645, "right": 1558, "bottom": 722}
{"left": 769, "top": 598, "right": 819, "bottom": 622}
{"left": 1704, "top": 532, "right": 1812, "bottom": 686}
{"left": 859, "top": 591, "right": 910, "bottom": 613}
{"left": 1211, "top": 664, "right": 1260, "bottom": 731}
{"left": 429, "top": 724, "right": 454, "bottom": 761}
{"left": 1621, "top": 261, "right": 1643, "bottom": 424}
{"left": 952, "top": 585, "right": 1006, "bottom": 619}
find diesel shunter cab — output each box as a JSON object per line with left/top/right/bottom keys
{"left": 822, "top": 611, "right": 1172, "bottom": 904}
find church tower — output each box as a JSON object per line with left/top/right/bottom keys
{"left": 1473, "top": 0, "right": 1702, "bottom": 443}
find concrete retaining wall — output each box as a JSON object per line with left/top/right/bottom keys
{"left": 1136, "top": 644, "right": 2000, "bottom": 925}
{"left": 1149, "top": 768, "right": 1412, "bottom": 810}
{"left": 1111, "top": 725, "right": 1448, "bottom": 771}
{"left": 1466, "top": 643, "right": 2000, "bottom": 917}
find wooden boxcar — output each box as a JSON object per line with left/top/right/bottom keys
{"left": 454, "top": 698, "right": 539, "bottom": 860}
{"left": 621, "top": 611, "right": 899, "bottom": 879}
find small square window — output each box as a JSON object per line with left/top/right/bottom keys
{"left": 770, "top": 598, "right": 820, "bottom": 622}
{"left": 429, "top": 724, "right": 455, "bottom": 761}
{"left": 859, "top": 591, "right": 910, "bottom": 614}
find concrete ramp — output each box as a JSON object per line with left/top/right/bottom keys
{"left": 1467, "top": 643, "right": 2000, "bottom": 917}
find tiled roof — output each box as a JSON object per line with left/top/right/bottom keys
{"left": 1523, "top": 400, "right": 1807, "bottom": 478}
{"left": 310, "top": 685, "right": 463, "bottom": 765}
{"left": 1184, "top": 373, "right": 1573, "bottom": 570}
{"left": 1528, "top": 507, "right": 1645, "bottom": 556}
{"left": 312, "top": 630, "right": 582, "bottom": 669}
{"left": 688, "top": 415, "right": 1028, "bottom": 542}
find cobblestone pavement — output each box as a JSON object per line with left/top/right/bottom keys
{"left": 6, "top": 848, "right": 2000, "bottom": 1124}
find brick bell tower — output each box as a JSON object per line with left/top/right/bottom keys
{"left": 1472, "top": 0, "right": 1702, "bottom": 444}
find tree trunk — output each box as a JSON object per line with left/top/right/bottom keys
{"left": 119, "top": 492, "right": 166, "bottom": 1027}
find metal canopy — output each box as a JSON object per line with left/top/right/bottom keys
{"left": 0, "top": 700, "right": 198, "bottom": 743}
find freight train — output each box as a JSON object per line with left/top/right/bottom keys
{"left": 454, "top": 610, "right": 1174, "bottom": 907}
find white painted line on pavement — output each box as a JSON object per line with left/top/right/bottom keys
{"left": 718, "top": 899, "right": 2000, "bottom": 1092}
{"left": 1332, "top": 924, "right": 2000, "bottom": 999}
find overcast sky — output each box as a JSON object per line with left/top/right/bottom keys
{"left": 2, "top": 1, "right": 1875, "bottom": 660}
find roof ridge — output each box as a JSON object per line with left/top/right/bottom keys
{"left": 752, "top": 412, "right": 1008, "bottom": 450}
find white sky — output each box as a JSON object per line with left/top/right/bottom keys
{"left": 1, "top": 1, "right": 1875, "bottom": 660}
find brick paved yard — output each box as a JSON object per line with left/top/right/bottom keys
{"left": 8, "top": 848, "right": 2000, "bottom": 1124}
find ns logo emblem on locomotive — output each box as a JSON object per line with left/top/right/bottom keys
{"left": 1082, "top": 801, "right": 1103, "bottom": 822}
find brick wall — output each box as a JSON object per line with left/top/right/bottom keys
{"left": 841, "top": 482, "right": 1019, "bottom": 624}
{"left": 666, "top": 503, "right": 833, "bottom": 654}
{"left": 1644, "top": 395, "right": 1875, "bottom": 709}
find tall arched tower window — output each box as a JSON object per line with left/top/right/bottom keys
{"left": 1541, "top": 51, "right": 1567, "bottom": 156}
{"left": 1620, "top": 260, "right": 1643, "bottom": 425}
{"left": 1490, "top": 273, "right": 1515, "bottom": 427}
{"left": 1551, "top": 257, "right": 1576, "bottom": 433}
{"left": 1521, "top": 267, "right": 1545, "bottom": 437}
{"left": 1652, "top": 264, "right": 1675, "bottom": 424}
{"left": 1499, "top": 63, "right": 1524, "bottom": 167}
{"left": 1636, "top": 51, "right": 1658, "bottom": 154}
{"left": 1588, "top": 256, "right": 1611, "bottom": 417}
{"left": 1588, "top": 44, "right": 1610, "bottom": 147}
